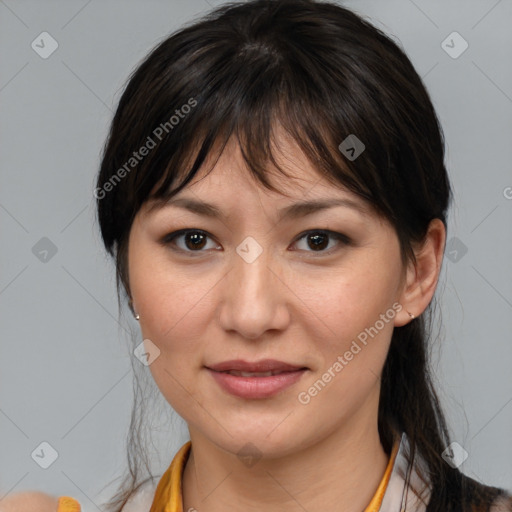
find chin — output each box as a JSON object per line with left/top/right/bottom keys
{"left": 205, "top": 425, "right": 309, "bottom": 462}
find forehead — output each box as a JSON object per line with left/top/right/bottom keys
{"left": 193, "top": 130, "right": 325, "bottom": 187}
{"left": 144, "top": 130, "right": 373, "bottom": 216}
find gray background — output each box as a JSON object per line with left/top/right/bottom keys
{"left": 1, "top": 0, "right": 511, "bottom": 510}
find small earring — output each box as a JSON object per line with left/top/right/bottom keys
{"left": 407, "top": 311, "right": 415, "bottom": 319}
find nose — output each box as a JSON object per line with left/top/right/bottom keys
{"left": 218, "top": 241, "right": 290, "bottom": 340}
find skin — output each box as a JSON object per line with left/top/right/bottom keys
{"left": 0, "top": 491, "right": 59, "bottom": 512}
{"left": 127, "top": 132, "right": 446, "bottom": 512}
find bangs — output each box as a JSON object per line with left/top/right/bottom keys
{"left": 137, "top": 43, "right": 382, "bottom": 219}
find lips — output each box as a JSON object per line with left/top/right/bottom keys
{"left": 206, "top": 359, "right": 307, "bottom": 374}
{"left": 222, "top": 370, "right": 286, "bottom": 377}
{"left": 206, "top": 360, "right": 308, "bottom": 399}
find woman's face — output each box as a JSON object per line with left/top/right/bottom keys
{"left": 127, "top": 134, "right": 412, "bottom": 458}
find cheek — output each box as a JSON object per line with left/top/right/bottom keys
{"left": 128, "top": 246, "right": 232, "bottom": 411}
{"left": 135, "top": 276, "right": 210, "bottom": 362}
{"left": 294, "top": 253, "right": 402, "bottom": 400}
{"left": 129, "top": 238, "right": 211, "bottom": 338}
{"left": 131, "top": 258, "right": 211, "bottom": 411}
{"left": 300, "top": 267, "right": 399, "bottom": 420}
{"left": 300, "top": 255, "right": 401, "bottom": 344}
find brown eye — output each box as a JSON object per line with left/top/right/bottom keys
{"left": 306, "top": 232, "right": 329, "bottom": 251}
{"left": 182, "top": 231, "right": 208, "bottom": 250}
{"left": 161, "top": 229, "right": 217, "bottom": 254}
{"left": 292, "top": 230, "right": 351, "bottom": 254}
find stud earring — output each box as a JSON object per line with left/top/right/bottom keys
{"left": 407, "top": 311, "right": 415, "bottom": 320}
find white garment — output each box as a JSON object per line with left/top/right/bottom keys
{"left": 379, "top": 432, "right": 431, "bottom": 511}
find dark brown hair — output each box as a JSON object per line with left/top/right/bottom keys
{"left": 95, "top": 1, "right": 511, "bottom": 510}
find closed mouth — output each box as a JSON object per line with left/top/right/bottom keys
{"left": 217, "top": 369, "right": 306, "bottom": 377}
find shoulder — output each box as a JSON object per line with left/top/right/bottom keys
{"left": 0, "top": 491, "right": 59, "bottom": 512}
{"left": 489, "top": 488, "right": 512, "bottom": 512}
{"left": 460, "top": 475, "right": 512, "bottom": 512}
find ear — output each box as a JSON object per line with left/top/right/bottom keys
{"left": 394, "top": 218, "right": 446, "bottom": 327}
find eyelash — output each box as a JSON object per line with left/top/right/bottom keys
{"left": 160, "top": 229, "right": 352, "bottom": 257}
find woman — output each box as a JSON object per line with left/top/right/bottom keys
{"left": 3, "top": 0, "right": 510, "bottom": 510}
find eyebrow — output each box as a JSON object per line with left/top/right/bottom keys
{"left": 147, "top": 196, "right": 371, "bottom": 221}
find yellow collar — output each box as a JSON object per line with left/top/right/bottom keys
{"left": 149, "top": 438, "right": 399, "bottom": 512}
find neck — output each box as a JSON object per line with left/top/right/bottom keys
{"left": 182, "top": 410, "right": 391, "bottom": 512}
